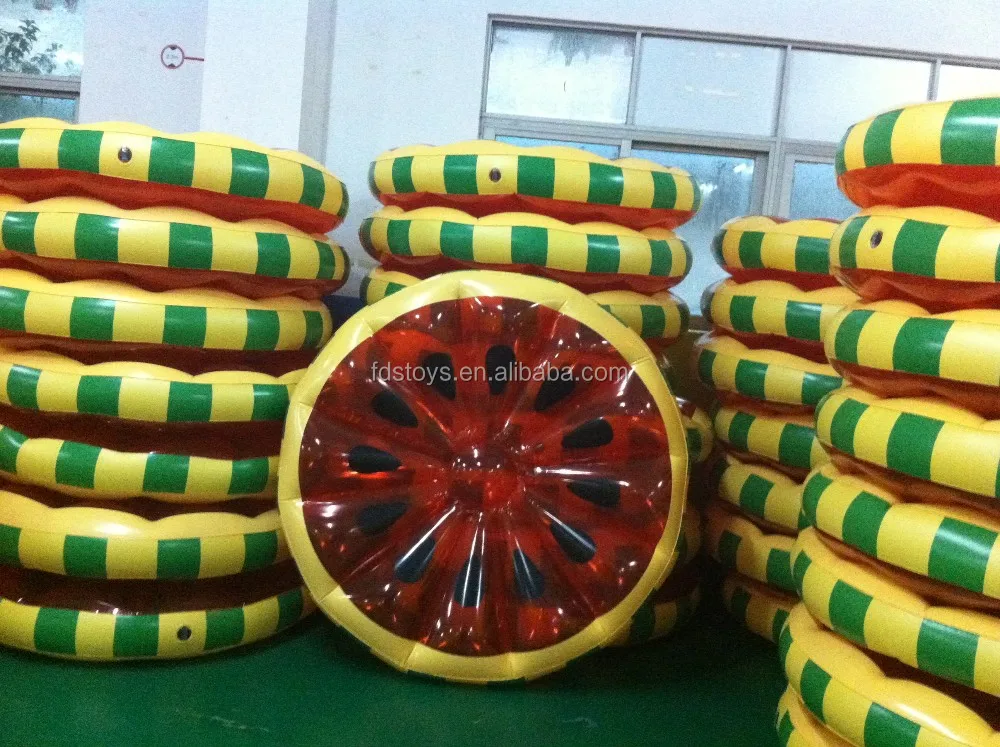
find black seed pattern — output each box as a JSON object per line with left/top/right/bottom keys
{"left": 534, "top": 371, "right": 575, "bottom": 411}
{"left": 485, "top": 344, "right": 517, "bottom": 395}
{"left": 453, "top": 557, "right": 484, "bottom": 607}
{"left": 512, "top": 549, "right": 545, "bottom": 600}
{"left": 357, "top": 500, "right": 409, "bottom": 535}
{"left": 549, "top": 516, "right": 597, "bottom": 563}
{"left": 568, "top": 479, "right": 620, "bottom": 508}
{"left": 421, "top": 352, "right": 456, "bottom": 400}
{"left": 394, "top": 535, "right": 436, "bottom": 583}
{"left": 562, "top": 418, "right": 613, "bottom": 449}
{"left": 348, "top": 445, "right": 401, "bottom": 473}
{"left": 371, "top": 390, "right": 418, "bottom": 427}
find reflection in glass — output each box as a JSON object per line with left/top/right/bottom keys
{"left": 785, "top": 50, "right": 930, "bottom": 142}
{"left": 497, "top": 135, "right": 620, "bottom": 160}
{"left": 635, "top": 37, "right": 782, "bottom": 136}
{"left": 936, "top": 65, "right": 1000, "bottom": 100}
{"left": 633, "top": 148, "right": 755, "bottom": 310}
{"left": 788, "top": 162, "right": 855, "bottom": 221}
{"left": 0, "top": 92, "right": 76, "bottom": 122}
{"left": 0, "top": 0, "right": 84, "bottom": 76}
{"left": 486, "top": 24, "right": 634, "bottom": 124}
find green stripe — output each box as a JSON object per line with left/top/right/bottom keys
{"left": 0, "top": 286, "right": 27, "bottom": 332}
{"left": 737, "top": 231, "right": 764, "bottom": 269}
{"left": 166, "top": 381, "right": 213, "bottom": 422}
{"left": 777, "top": 711, "right": 794, "bottom": 746}
{"left": 892, "top": 318, "right": 951, "bottom": 377}
{"left": 916, "top": 618, "right": 978, "bottom": 688}
{"left": 113, "top": 614, "right": 159, "bottom": 657}
{"left": 800, "top": 371, "right": 842, "bottom": 406}
{"left": 0, "top": 425, "right": 27, "bottom": 472}
{"left": 727, "top": 295, "right": 756, "bottom": 332}
{"left": 250, "top": 383, "right": 290, "bottom": 421}
{"left": 277, "top": 587, "right": 306, "bottom": 629}
{"left": 303, "top": 311, "right": 326, "bottom": 348}
{"left": 74, "top": 213, "right": 119, "bottom": 262}
{"left": 34, "top": 607, "right": 79, "bottom": 655}
{"left": 717, "top": 530, "right": 741, "bottom": 570}
{"left": 727, "top": 584, "right": 751, "bottom": 624}
{"left": 254, "top": 233, "right": 293, "bottom": 278}
{"left": 585, "top": 233, "right": 620, "bottom": 273}
{"left": 638, "top": 305, "right": 666, "bottom": 338}
{"left": 827, "top": 579, "right": 872, "bottom": 646}
{"left": 2, "top": 212, "right": 38, "bottom": 255}
{"left": 385, "top": 218, "right": 412, "bottom": 256}
{"left": 863, "top": 703, "right": 920, "bottom": 747}
{"left": 697, "top": 349, "right": 717, "bottom": 388}
{"left": 316, "top": 240, "right": 336, "bottom": 279}
{"left": 885, "top": 412, "right": 944, "bottom": 481}
{"left": 797, "top": 660, "right": 831, "bottom": 721}
{"left": 243, "top": 309, "right": 281, "bottom": 351}
{"left": 795, "top": 236, "right": 830, "bottom": 274}
{"left": 738, "top": 472, "right": 774, "bottom": 518}
{"left": 626, "top": 599, "right": 656, "bottom": 644}
{"left": 142, "top": 453, "right": 190, "bottom": 494}
{"left": 6, "top": 364, "right": 40, "bottom": 410}
{"left": 69, "top": 297, "right": 115, "bottom": 341}
{"left": 927, "top": 517, "right": 994, "bottom": 595}
{"left": 439, "top": 222, "right": 473, "bottom": 262}
{"left": 832, "top": 309, "right": 875, "bottom": 365}
{"left": 76, "top": 375, "right": 121, "bottom": 417}
{"left": 0, "top": 524, "right": 21, "bottom": 566}
{"left": 726, "top": 410, "right": 756, "bottom": 452}
{"left": 586, "top": 163, "right": 624, "bottom": 205}
{"left": 57, "top": 130, "right": 101, "bottom": 173}
{"left": 228, "top": 457, "right": 271, "bottom": 495}
{"left": 517, "top": 156, "right": 555, "bottom": 198}
{"left": 0, "top": 128, "right": 23, "bottom": 168}
{"left": 826, "top": 398, "right": 869, "bottom": 455}
{"left": 157, "top": 538, "right": 202, "bottom": 579}
{"left": 163, "top": 305, "right": 207, "bottom": 347}
{"left": 840, "top": 490, "right": 891, "bottom": 558}
{"left": 168, "top": 222, "right": 213, "bottom": 270}
{"left": 63, "top": 536, "right": 108, "bottom": 577}
{"left": 300, "top": 165, "right": 326, "bottom": 209}
{"left": 893, "top": 219, "right": 947, "bottom": 278}
{"left": 784, "top": 301, "right": 822, "bottom": 341}
{"left": 390, "top": 156, "right": 415, "bottom": 193}
{"left": 777, "top": 423, "right": 816, "bottom": 468}
{"left": 648, "top": 239, "right": 676, "bottom": 276}
{"left": 442, "top": 154, "right": 477, "bottom": 194}
{"left": 733, "top": 359, "right": 767, "bottom": 400}
{"left": 766, "top": 549, "right": 794, "bottom": 591}
{"left": 510, "top": 225, "right": 547, "bottom": 265}
{"left": 243, "top": 531, "right": 279, "bottom": 572}
{"left": 941, "top": 98, "right": 1000, "bottom": 166}
{"left": 650, "top": 171, "right": 678, "bottom": 210}
{"left": 55, "top": 440, "right": 101, "bottom": 489}
{"left": 863, "top": 109, "right": 903, "bottom": 167}
{"left": 800, "top": 470, "right": 834, "bottom": 526}
{"left": 772, "top": 609, "right": 789, "bottom": 644}
{"left": 148, "top": 137, "right": 195, "bottom": 187}
{"left": 205, "top": 607, "right": 245, "bottom": 650}
{"left": 229, "top": 148, "right": 269, "bottom": 199}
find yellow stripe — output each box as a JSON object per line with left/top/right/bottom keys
{"left": 264, "top": 155, "right": 304, "bottom": 203}
{"left": 472, "top": 225, "right": 512, "bottom": 265}
{"left": 111, "top": 300, "right": 166, "bottom": 344}
{"left": 552, "top": 160, "right": 590, "bottom": 203}
{"left": 117, "top": 217, "right": 171, "bottom": 267}
{"left": 32, "top": 212, "right": 79, "bottom": 260}
{"left": 16, "top": 529, "right": 66, "bottom": 575}
{"left": 620, "top": 168, "right": 654, "bottom": 209}
{"left": 475, "top": 155, "right": 518, "bottom": 195}
{"left": 842, "top": 118, "right": 873, "bottom": 171}
{"left": 74, "top": 609, "right": 116, "bottom": 659}
{"left": 0, "top": 599, "right": 39, "bottom": 651}
{"left": 158, "top": 610, "right": 207, "bottom": 657}
{"left": 198, "top": 535, "right": 246, "bottom": 578}
{"left": 372, "top": 160, "right": 395, "bottom": 195}
{"left": 407, "top": 217, "right": 444, "bottom": 258}
{"left": 106, "top": 537, "right": 158, "bottom": 579}
{"left": 191, "top": 142, "right": 233, "bottom": 193}
{"left": 23, "top": 292, "right": 72, "bottom": 338}
{"left": 208, "top": 228, "right": 258, "bottom": 274}
{"left": 17, "top": 128, "right": 61, "bottom": 169}
{"left": 98, "top": 133, "right": 153, "bottom": 180}
{"left": 891, "top": 101, "right": 950, "bottom": 165}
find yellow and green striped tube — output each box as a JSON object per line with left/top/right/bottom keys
{"left": 831, "top": 205, "right": 1000, "bottom": 285}
{"left": 0, "top": 579, "right": 313, "bottom": 660}
{"left": 369, "top": 142, "right": 700, "bottom": 216}
{"left": 696, "top": 334, "right": 842, "bottom": 408}
{"left": 802, "top": 463, "right": 1000, "bottom": 601}
{"left": 711, "top": 452, "right": 807, "bottom": 533}
{"left": 0, "top": 196, "right": 347, "bottom": 281}
{"left": 0, "top": 422, "right": 277, "bottom": 502}
{"left": 0, "top": 269, "right": 332, "bottom": 351}
{"left": 0, "top": 488, "right": 287, "bottom": 580}
{"left": 702, "top": 280, "right": 856, "bottom": 345}
{"left": 776, "top": 687, "right": 852, "bottom": 747}
{"left": 360, "top": 206, "right": 691, "bottom": 281}
{"left": 826, "top": 301, "right": 1000, "bottom": 389}
{"left": 360, "top": 267, "right": 690, "bottom": 344}
{"left": 781, "top": 603, "right": 999, "bottom": 747}
{"left": 712, "top": 402, "right": 827, "bottom": 473}
{"left": 681, "top": 403, "right": 713, "bottom": 465}
{"left": 0, "top": 119, "right": 347, "bottom": 225}
{"left": 674, "top": 510, "right": 702, "bottom": 567}
{"left": 704, "top": 501, "right": 796, "bottom": 593}
{"left": 0, "top": 348, "right": 301, "bottom": 423}
{"left": 712, "top": 215, "right": 836, "bottom": 276}
{"left": 610, "top": 581, "right": 700, "bottom": 647}
{"left": 815, "top": 387, "right": 1000, "bottom": 503}
{"left": 794, "top": 528, "right": 1000, "bottom": 698}
{"left": 837, "top": 97, "right": 1000, "bottom": 175}
{"left": 722, "top": 573, "right": 797, "bottom": 644}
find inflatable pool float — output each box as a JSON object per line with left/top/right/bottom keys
{"left": 0, "top": 482, "right": 285, "bottom": 579}
{"left": 794, "top": 528, "right": 1000, "bottom": 697}
{"left": 678, "top": 398, "right": 713, "bottom": 465}
{"left": 0, "top": 119, "right": 347, "bottom": 232}
{"left": 702, "top": 279, "right": 856, "bottom": 361}
{"left": 360, "top": 266, "right": 689, "bottom": 349}
{"left": 0, "top": 347, "right": 300, "bottom": 423}
{"left": 815, "top": 387, "right": 1000, "bottom": 516}
{"left": 830, "top": 206, "right": 1000, "bottom": 308}
{"left": 0, "top": 561, "right": 311, "bottom": 660}
{"left": 278, "top": 271, "right": 688, "bottom": 683}
{"left": 722, "top": 573, "right": 796, "bottom": 644}
{"left": 0, "top": 269, "right": 331, "bottom": 353}
{"left": 826, "top": 301, "right": 1000, "bottom": 416}
{"left": 712, "top": 216, "right": 838, "bottom": 288}
{"left": 837, "top": 97, "right": 1000, "bottom": 219}
{"left": 610, "top": 559, "right": 701, "bottom": 646}
{"left": 360, "top": 206, "right": 691, "bottom": 293}
{"left": 703, "top": 501, "right": 796, "bottom": 593}
{"left": 0, "top": 402, "right": 276, "bottom": 502}
{"left": 776, "top": 687, "right": 852, "bottom": 747}
{"left": 369, "top": 142, "right": 700, "bottom": 229}
{"left": 0, "top": 196, "right": 348, "bottom": 299}
{"left": 695, "top": 334, "right": 842, "bottom": 412}
{"left": 711, "top": 452, "right": 806, "bottom": 534}
{"left": 781, "top": 603, "right": 1000, "bottom": 747}
{"left": 711, "top": 402, "right": 827, "bottom": 479}
{"left": 802, "top": 463, "right": 1000, "bottom": 604}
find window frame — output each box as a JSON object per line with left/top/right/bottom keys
{"left": 0, "top": 71, "right": 80, "bottom": 121}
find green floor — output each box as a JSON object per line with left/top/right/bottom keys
{"left": 0, "top": 594, "right": 785, "bottom": 746}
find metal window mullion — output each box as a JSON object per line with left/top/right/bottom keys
{"left": 0, "top": 73, "right": 79, "bottom": 95}
{"left": 929, "top": 59, "right": 942, "bottom": 100}
{"left": 625, "top": 31, "right": 643, "bottom": 126}
{"left": 763, "top": 45, "right": 794, "bottom": 215}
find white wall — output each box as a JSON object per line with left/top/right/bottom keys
{"left": 324, "top": 0, "right": 1000, "bottom": 295}
{"left": 79, "top": 0, "right": 207, "bottom": 132}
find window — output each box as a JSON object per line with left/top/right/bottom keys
{"left": 0, "top": 0, "right": 83, "bottom": 123}
{"left": 481, "top": 19, "right": 1000, "bottom": 313}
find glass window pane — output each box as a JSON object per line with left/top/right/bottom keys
{"left": 486, "top": 24, "right": 634, "bottom": 123}
{"left": 633, "top": 148, "right": 756, "bottom": 310}
{"left": 937, "top": 64, "right": 1000, "bottom": 100}
{"left": 0, "top": 0, "right": 84, "bottom": 76}
{"left": 635, "top": 38, "right": 782, "bottom": 136}
{"left": 788, "top": 161, "right": 855, "bottom": 220}
{"left": 0, "top": 92, "right": 76, "bottom": 122}
{"left": 497, "top": 135, "right": 620, "bottom": 160}
{"left": 785, "top": 51, "right": 931, "bottom": 142}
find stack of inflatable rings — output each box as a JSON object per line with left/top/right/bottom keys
{"left": 778, "top": 95, "right": 1000, "bottom": 746}
{"left": 698, "top": 215, "right": 856, "bottom": 645}
{"left": 0, "top": 118, "right": 351, "bottom": 660}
